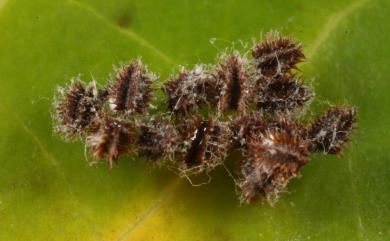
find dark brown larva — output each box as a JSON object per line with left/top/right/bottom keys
{"left": 54, "top": 79, "right": 107, "bottom": 138}
{"left": 240, "top": 120, "right": 309, "bottom": 203}
{"left": 307, "top": 106, "right": 357, "bottom": 154}
{"left": 175, "top": 117, "right": 231, "bottom": 174}
{"left": 109, "top": 60, "right": 153, "bottom": 115}
{"left": 53, "top": 31, "right": 358, "bottom": 205}
{"left": 255, "top": 74, "right": 313, "bottom": 113}
{"left": 252, "top": 32, "right": 305, "bottom": 78}
{"left": 138, "top": 117, "right": 180, "bottom": 162}
{"left": 86, "top": 115, "right": 136, "bottom": 168}
{"left": 214, "top": 54, "right": 252, "bottom": 113}
{"left": 163, "top": 66, "right": 215, "bottom": 116}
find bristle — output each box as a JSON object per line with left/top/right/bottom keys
{"left": 215, "top": 54, "right": 252, "bottom": 113}
{"left": 252, "top": 32, "right": 305, "bottom": 77}
{"left": 176, "top": 117, "right": 231, "bottom": 174}
{"left": 109, "top": 60, "right": 153, "bottom": 115}
{"left": 54, "top": 79, "right": 107, "bottom": 138}
{"left": 86, "top": 116, "right": 136, "bottom": 168}
{"left": 255, "top": 74, "right": 313, "bottom": 114}
{"left": 163, "top": 66, "right": 216, "bottom": 116}
{"left": 307, "top": 106, "right": 357, "bottom": 154}
{"left": 138, "top": 117, "right": 180, "bottom": 162}
{"left": 239, "top": 120, "right": 309, "bottom": 204}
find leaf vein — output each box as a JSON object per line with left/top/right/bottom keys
{"left": 0, "top": 0, "right": 8, "bottom": 13}
{"left": 307, "top": 0, "right": 370, "bottom": 58}
{"left": 347, "top": 157, "right": 366, "bottom": 240}
{"left": 116, "top": 179, "right": 181, "bottom": 241}
{"left": 5, "top": 107, "right": 104, "bottom": 240}
{"left": 68, "top": 0, "right": 176, "bottom": 66}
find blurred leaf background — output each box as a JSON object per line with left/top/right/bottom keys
{"left": 0, "top": 0, "right": 389, "bottom": 240}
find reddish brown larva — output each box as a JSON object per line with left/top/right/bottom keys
{"left": 138, "top": 117, "right": 180, "bottom": 163}
{"left": 214, "top": 54, "right": 252, "bottom": 113}
{"left": 240, "top": 120, "right": 309, "bottom": 203}
{"left": 308, "top": 106, "right": 357, "bottom": 154}
{"left": 86, "top": 115, "right": 136, "bottom": 168}
{"left": 175, "top": 116, "right": 231, "bottom": 175}
{"left": 252, "top": 32, "right": 305, "bottom": 78}
{"left": 230, "top": 113, "right": 266, "bottom": 148}
{"left": 163, "top": 66, "right": 215, "bottom": 116}
{"left": 53, "top": 79, "right": 107, "bottom": 139}
{"left": 254, "top": 74, "right": 313, "bottom": 113}
{"left": 109, "top": 60, "right": 154, "bottom": 115}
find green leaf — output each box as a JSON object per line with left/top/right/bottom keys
{"left": 1, "top": 0, "right": 389, "bottom": 240}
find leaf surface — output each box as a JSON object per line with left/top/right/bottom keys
{"left": 0, "top": 0, "right": 389, "bottom": 240}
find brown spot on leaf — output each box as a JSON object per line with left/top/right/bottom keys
{"left": 117, "top": 14, "right": 132, "bottom": 28}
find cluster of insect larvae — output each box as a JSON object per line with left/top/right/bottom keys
{"left": 53, "top": 32, "right": 357, "bottom": 205}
